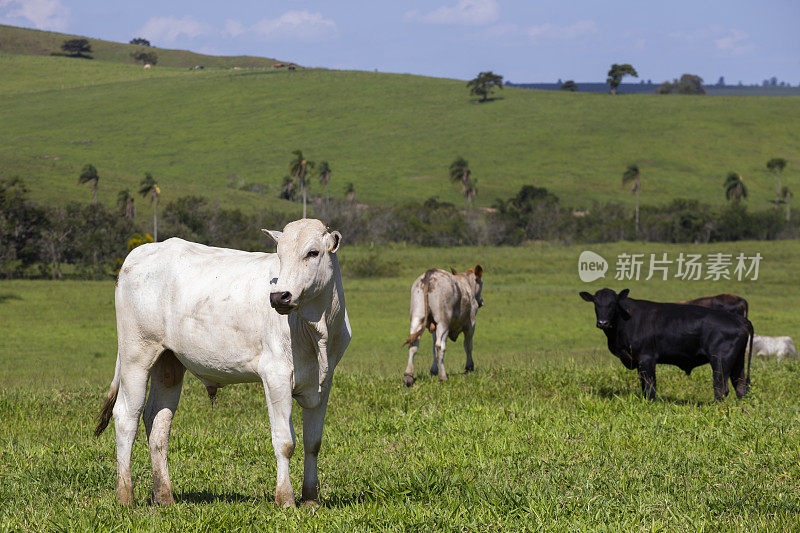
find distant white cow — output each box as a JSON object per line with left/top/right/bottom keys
{"left": 402, "top": 266, "right": 483, "bottom": 386}
{"left": 752, "top": 335, "right": 798, "bottom": 362}
{"left": 94, "top": 219, "right": 351, "bottom": 507}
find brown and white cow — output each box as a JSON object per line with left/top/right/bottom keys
{"left": 401, "top": 266, "right": 483, "bottom": 386}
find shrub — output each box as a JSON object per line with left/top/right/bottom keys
{"left": 343, "top": 251, "right": 399, "bottom": 278}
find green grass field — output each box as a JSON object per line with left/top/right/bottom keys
{"left": 1, "top": 44, "right": 799, "bottom": 216}
{"left": 2, "top": 241, "right": 799, "bottom": 529}
{"left": 0, "top": 24, "right": 281, "bottom": 69}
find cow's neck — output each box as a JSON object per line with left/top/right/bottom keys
{"left": 294, "top": 256, "right": 346, "bottom": 392}
{"left": 603, "top": 323, "right": 637, "bottom": 368}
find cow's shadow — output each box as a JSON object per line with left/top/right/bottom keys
{"left": 323, "top": 491, "right": 371, "bottom": 508}
{"left": 593, "top": 386, "right": 714, "bottom": 406}
{"left": 176, "top": 490, "right": 254, "bottom": 504}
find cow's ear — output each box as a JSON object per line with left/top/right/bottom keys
{"left": 261, "top": 229, "right": 282, "bottom": 245}
{"left": 618, "top": 288, "right": 630, "bottom": 300}
{"left": 579, "top": 291, "right": 594, "bottom": 302}
{"left": 450, "top": 267, "right": 458, "bottom": 275}
{"left": 474, "top": 265, "right": 483, "bottom": 279}
{"left": 326, "top": 230, "right": 342, "bottom": 253}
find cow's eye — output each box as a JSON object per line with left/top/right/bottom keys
{"left": 306, "top": 250, "right": 319, "bottom": 259}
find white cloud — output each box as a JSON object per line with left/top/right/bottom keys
{"left": 669, "top": 26, "right": 753, "bottom": 56}
{"left": 249, "top": 10, "right": 338, "bottom": 42}
{"left": 714, "top": 29, "right": 753, "bottom": 55}
{"left": 223, "top": 19, "right": 246, "bottom": 38}
{"left": 137, "top": 15, "right": 211, "bottom": 45}
{"left": 404, "top": 0, "right": 499, "bottom": 26}
{"left": 0, "top": 0, "right": 69, "bottom": 31}
{"left": 526, "top": 20, "right": 597, "bottom": 40}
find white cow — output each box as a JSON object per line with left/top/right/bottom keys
{"left": 94, "top": 219, "right": 351, "bottom": 507}
{"left": 402, "top": 266, "right": 483, "bottom": 386}
{"left": 752, "top": 335, "right": 798, "bottom": 362}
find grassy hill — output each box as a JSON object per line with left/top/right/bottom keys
{"left": 0, "top": 24, "right": 281, "bottom": 69}
{"left": 0, "top": 33, "right": 798, "bottom": 215}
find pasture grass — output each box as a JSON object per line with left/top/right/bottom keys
{"left": 1, "top": 52, "right": 798, "bottom": 216}
{"left": 2, "top": 241, "right": 800, "bottom": 529}
{"left": 0, "top": 24, "right": 279, "bottom": 69}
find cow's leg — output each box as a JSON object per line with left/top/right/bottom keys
{"left": 637, "top": 356, "right": 656, "bottom": 401}
{"left": 710, "top": 354, "right": 727, "bottom": 401}
{"left": 403, "top": 340, "right": 419, "bottom": 387}
{"left": 463, "top": 326, "right": 475, "bottom": 373}
{"left": 263, "top": 373, "right": 296, "bottom": 507}
{"left": 112, "top": 362, "right": 150, "bottom": 506}
{"left": 301, "top": 385, "right": 331, "bottom": 505}
{"left": 143, "top": 350, "right": 185, "bottom": 505}
{"left": 434, "top": 327, "right": 449, "bottom": 381}
{"left": 430, "top": 330, "right": 438, "bottom": 376}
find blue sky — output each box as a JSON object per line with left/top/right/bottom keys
{"left": 2, "top": 0, "right": 798, "bottom": 84}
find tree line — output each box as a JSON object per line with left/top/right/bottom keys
{"left": 3, "top": 173, "right": 797, "bottom": 280}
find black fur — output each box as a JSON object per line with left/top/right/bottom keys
{"left": 580, "top": 288, "right": 752, "bottom": 401}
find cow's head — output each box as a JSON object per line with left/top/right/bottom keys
{"left": 579, "top": 288, "right": 630, "bottom": 330}
{"left": 463, "top": 265, "right": 484, "bottom": 308}
{"left": 263, "top": 219, "right": 342, "bottom": 315}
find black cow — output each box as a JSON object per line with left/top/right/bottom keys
{"left": 580, "top": 288, "right": 753, "bottom": 401}
{"left": 678, "top": 293, "right": 748, "bottom": 318}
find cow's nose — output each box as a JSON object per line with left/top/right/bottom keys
{"left": 596, "top": 320, "right": 610, "bottom": 329}
{"left": 270, "top": 291, "right": 292, "bottom": 307}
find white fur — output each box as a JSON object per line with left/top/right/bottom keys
{"left": 105, "top": 218, "right": 350, "bottom": 507}
{"left": 752, "top": 335, "right": 798, "bottom": 363}
{"left": 403, "top": 268, "right": 483, "bottom": 385}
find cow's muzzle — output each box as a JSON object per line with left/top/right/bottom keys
{"left": 596, "top": 320, "right": 611, "bottom": 330}
{"left": 270, "top": 291, "right": 294, "bottom": 315}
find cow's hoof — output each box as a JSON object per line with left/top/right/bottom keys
{"left": 116, "top": 481, "right": 134, "bottom": 507}
{"left": 465, "top": 364, "right": 474, "bottom": 373}
{"left": 430, "top": 367, "right": 438, "bottom": 376}
{"left": 438, "top": 375, "right": 448, "bottom": 382}
{"left": 154, "top": 491, "right": 175, "bottom": 506}
{"left": 275, "top": 486, "right": 296, "bottom": 508}
{"left": 402, "top": 373, "right": 415, "bottom": 387}
{"left": 302, "top": 500, "right": 319, "bottom": 508}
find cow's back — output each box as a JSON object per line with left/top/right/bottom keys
{"left": 117, "top": 238, "right": 276, "bottom": 316}
{"left": 623, "top": 299, "right": 748, "bottom": 361}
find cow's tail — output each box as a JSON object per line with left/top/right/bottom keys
{"left": 94, "top": 353, "right": 120, "bottom": 437}
{"left": 402, "top": 270, "right": 434, "bottom": 347}
{"left": 745, "top": 319, "right": 754, "bottom": 386}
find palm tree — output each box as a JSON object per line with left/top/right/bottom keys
{"left": 78, "top": 164, "right": 100, "bottom": 203}
{"left": 464, "top": 177, "right": 477, "bottom": 208}
{"left": 116, "top": 189, "right": 135, "bottom": 219}
{"left": 344, "top": 182, "right": 356, "bottom": 203}
{"left": 289, "top": 150, "right": 315, "bottom": 218}
{"left": 449, "top": 156, "right": 473, "bottom": 211}
{"left": 317, "top": 161, "right": 332, "bottom": 204}
{"left": 139, "top": 173, "right": 161, "bottom": 242}
{"left": 279, "top": 175, "right": 297, "bottom": 201}
{"left": 622, "top": 164, "right": 641, "bottom": 236}
{"left": 780, "top": 186, "right": 793, "bottom": 222}
{"left": 767, "top": 157, "right": 787, "bottom": 210}
{"left": 724, "top": 172, "right": 748, "bottom": 202}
